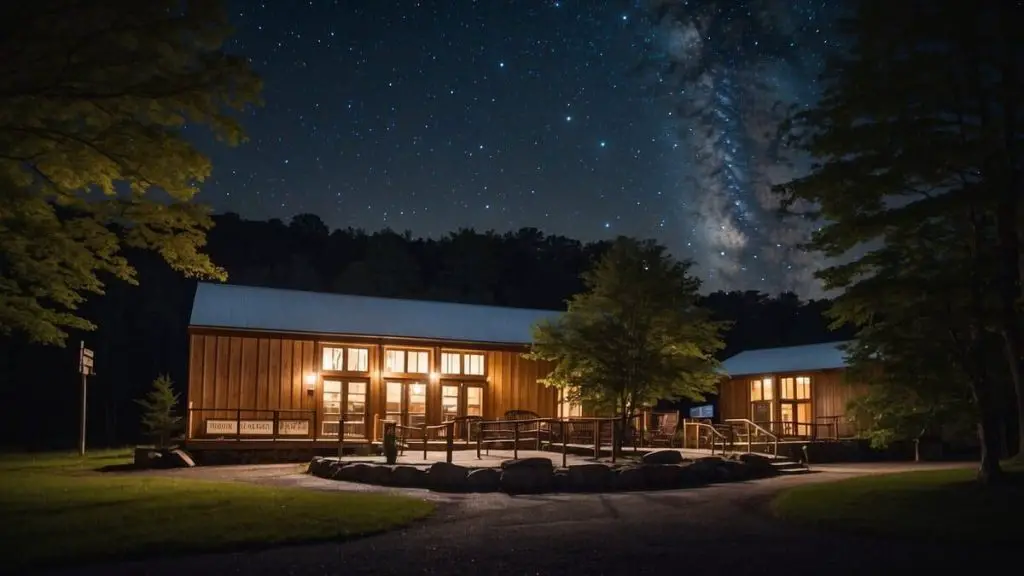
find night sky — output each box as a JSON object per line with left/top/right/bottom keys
{"left": 199, "top": 1, "right": 839, "bottom": 297}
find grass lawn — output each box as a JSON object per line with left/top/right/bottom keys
{"left": 771, "top": 461, "right": 1024, "bottom": 542}
{"left": 0, "top": 449, "right": 435, "bottom": 570}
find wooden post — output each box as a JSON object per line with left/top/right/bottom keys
{"left": 79, "top": 370, "right": 87, "bottom": 456}
{"left": 337, "top": 418, "right": 345, "bottom": 458}
{"left": 272, "top": 410, "right": 279, "bottom": 441}
{"left": 446, "top": 422, "right": 454, "bottom": 463}
{"left": 611, "top": 421, "right": 618, "bottom": 464}
{"left": 236, "top": 409, "right": 242, "bottom": 442}
{"left": 513, "top": 422, "right": 520, "bottom": 459}
{"left": 536, "top": 421, "right": 542, "bottom": 450}
{"left": 593, "top": 420, "right": 600, "bottom": 458}
{"left": 746, "top": 422, "right": 752, "bottom": 453}
{"left": 422, "top": 424, "right": 428, "bottom": 460}
{"left": 561, "top": 420, "right": 568, "bottom": 468}
{"left": 476, "top": 421, "right": 482, "bottom": 459}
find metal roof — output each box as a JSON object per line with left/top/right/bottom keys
{"left": 720, "top": 341, "right": 852, "bottom": 377}
{"left": 189, "top": 282, "right": 562, "bottom": 345}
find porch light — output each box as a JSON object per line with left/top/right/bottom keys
{"left": 411, "top": 383, "right": 425, "bottom": 395}
{"left": 429, "top": 371, "right": 440, "bottom": 382}
{"left": 304, "top": 373, "right": 318, "bottom": 389}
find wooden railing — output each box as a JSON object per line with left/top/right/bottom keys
{"left": 473, "top": 417, "right": 619, "bottom": 467}
{"left": 725, "top": 418, "right": 779, "bottom": 457}
{"left": 680, "top": 420, "right": 729, "bottom": 454}
{"left": 377, "top": 420, "right": 457, "bottom": 463}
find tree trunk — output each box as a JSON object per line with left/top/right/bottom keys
{"left": 977, "top": 408, "right": 1005, "bottom": 485}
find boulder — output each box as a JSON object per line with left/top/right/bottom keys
{"left": 736, "top": 453, "right": 777, "bottom": 479}
{"left": 365, "top": 465, "right": 391, "bottom": 485}
{"left": 500, "top": 466, "right": 554, "bottom": 494}
{"left": 133, "top": 448, "right": 195, "bottom": 469}
{"left": 688, "top": 458, "right": 724, "bottom": 483}
{"left": 467, "top": 468, "right": 501, "bottom": 492}
{"left": 567, "top": 463, "right": 614, "bottom": 492}
{"left": 641, "top": 449, "right": 685, "bottom": 465}
{"left": 389, "top": 465, "right": 426, "bottom": 487}
{"left": 427, "top": 462, "right": 470, "bottom": 492}
{"left": 500, "top": 457, "right": 555, "bottom": 471}
{"left": 613, "top": 466, "right": 647, "bottom": 491}
{"left": 553, "top": 468, "right": 570, "bottom": 492}
{"left": 641, "top": 464, "right": 685, "bottom": 489}
{"left": 306, "top": 456, "right": 325, "bottom": 476}
{"left": 334, "top": 462, "right": 372, "bottom": 482}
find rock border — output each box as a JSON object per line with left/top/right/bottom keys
{"left": 306, "top": 450, "right": 781, "bottom": 494}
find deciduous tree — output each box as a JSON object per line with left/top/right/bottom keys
{"left": 775, "top": 0, "right": 1021, "bottom": 480}
{"left": 527, "top": 236, "right": 727, "bottom": 450}
{"left": 0, "top": 0, "right": 262, "bottom": 346}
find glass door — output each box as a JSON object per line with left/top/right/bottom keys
{"left": 385, "top": 380, "right": 428, "bottom": 432}
{"left": 323, "top": 380, "right": 368, "bottom": 437}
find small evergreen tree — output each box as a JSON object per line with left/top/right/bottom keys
{"left": 136, "top": 375, "right": 183, "bottom": 449}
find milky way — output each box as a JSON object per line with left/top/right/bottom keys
{"left": 642, "top": 0, "right": 838, "bottom": 296}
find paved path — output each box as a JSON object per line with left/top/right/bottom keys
{"left": 50, "top": 462, "right": 993, "bottom": 576}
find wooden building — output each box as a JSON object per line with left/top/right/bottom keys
{"left": 185, "top": 283, "right": 576, "bottom": 453}
{"left": 716, "top": 341, "right": 867, "bottom": 440}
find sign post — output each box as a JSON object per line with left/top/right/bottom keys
{"left": 78, "top": 341, "right": 95, "bottom": 456}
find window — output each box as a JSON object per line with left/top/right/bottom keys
{"left": 385, "top": 381, "right": 403, "bottom": 424}
{"left": 323, "top": 380, "right": 342, "bottom": 422}
{"left": 466, "top": 386, "right": 482, "bottom": 417}
{"left": 441, "top": 385, "right": 459, "bottom": 421}
{"left": 407, "top": 350, "right": 429, "bottom": 373}
{"left": 322, "top": 346, "right": 369, "bottom": 372}
{"left": 322, "top": 347, "right": 344, "bottom": 371}
{"left": 558, "top": 387, "right": 582, "bottom": 419}
{"left": 346, "top": 382, "right": 367, "bottom": 437}
{"left": 750, "top": 378, "right": 773, "bottom": 401}
{"left": 463, "top": 353, "right": 485, "bottom": 376}
{"left": 347, "top": 348, "right": 369, "bottom": 372}
{"left": 441, "top": 352, "right": 461, "bottom": 374}
{"left": 385, "top": 349, "right": 429, "bottom": 373}
{"left": 408, "top": 382, "right": 427, "bottom": 427}
{"left": 384, "top": 350, "right": 405, "bottom": 373}
{"left": 781, "top": 376, "right": 811, "bottom": 400}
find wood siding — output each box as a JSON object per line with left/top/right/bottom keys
{"left": 186, "top": 330, "right": 557, "bottom": 441}
{"left": 718, "top": 369, "right": 868, "bottom": 434}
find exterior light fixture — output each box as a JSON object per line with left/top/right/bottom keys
{"left": 304, "top": 373, "right": 318, "bottom": 390}
{"left": 429, "top": 371, "right": 440, "bottom": 382}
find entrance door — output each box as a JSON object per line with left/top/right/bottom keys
{"left": 751, "top": 401, "right": 772, "bottom": 428}
{"left": 440, "top": 381, "right": 484, "bottom": 440}
{"left": 322, "top": 379, "right": 368, "bottom": 437}
{"left": 780, "top": 402, "right": 812, "bottom": 437}
{"left": 384, "top": 380, "right": 428, "bottom": 431}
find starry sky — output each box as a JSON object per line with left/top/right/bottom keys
{"left": 199, "top": 0, "right": 840, "bottom": 297}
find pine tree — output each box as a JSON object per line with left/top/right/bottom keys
{"left": 0, "top": 0, "right": 262, "bottom": 346}
{"left": 136, "top": 374, "right": 182, "bottom": 449}
{"left": 527, "top": 236, "right": 727, "bottom": 451}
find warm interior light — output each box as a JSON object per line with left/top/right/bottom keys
{"left": 429, "top": 371, "right": 440, "bottom": 382}
{"left": 304, "top": 373, "right": 318, "bottom": 388}
{"left": 411, "top": 384, "right": 425, "bottom": 395}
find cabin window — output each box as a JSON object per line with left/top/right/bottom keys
{"left": 466, "top": 386, "right": 483, "bottom": 417}
{"left": 441, "top": 385, "right": 460, "bottom": 420}
{"left": 780, "top": 376, "right": 811, "bottom": 400}
{"left": 463, "top": 353, "right": 485, "bottom": 376}
{"left": 385, "top": 349, "right": 429, "bottom": 373}
{"left": 441, "top": 352, "right": 461, "bottom": 374}
{"left": 750, "top": 378, "right": 773, "bottom": 401}
{"left": 321, "top": 346, "right": 369, "bottom": 372}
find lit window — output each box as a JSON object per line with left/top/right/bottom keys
{"left": 796, "top": 376, "right": 811, "bottom": 399}
{"left": 750, "top": 378, "right": 773, "bottom": 401}
{"left": 322, "top": 347, "right": 344, "bottom": 371}
{"left": 347, "top": 348, "right": 369, "bottom": 372}
{"left": 781, "top": 376, "right": 811, "bottom": 400}
{"left": 466, "top": 386, "right": 482, "bottom": 417}
{"left": 407, "top": 350, "right": 429, "bottom": 373}
{"left": 441, "top": 385, "right": 459, "bottom": 420}
{"left": 385, "top": 350, "right": 405, "bottom": 373}
{"left": 464, "top": 353, "right": 485, "bottom": 376}
{"left": 441, "top": 352, "right": 461, "bottom": 374}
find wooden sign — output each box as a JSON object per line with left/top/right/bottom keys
{"left": 79, "top": 341, "right": 95, "bottom": 376}
{"left": 205, "top": 420, "right": 237, "bottom": 435}
{"left": 278, "top": 420, "right": 310, "bottom": 435}
{"left": 239, "top": 420, "right": 274, "bottom": 435}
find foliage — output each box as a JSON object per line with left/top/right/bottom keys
{"left": 773, "top": 0, "right": 1021, "bottom": 479}
{"left": 0, "top": 0, "right": 262, "bottom": 346}
{"left": 527, "top": 236, "right": 727, "bottom": 431}
{"left": 135, "top": 374, "right": 182, "bottom": 449}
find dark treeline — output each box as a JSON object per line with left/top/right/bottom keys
{"left": 0, "top": 213, "right": 850, "bottom": 449}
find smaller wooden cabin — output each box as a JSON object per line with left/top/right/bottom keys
{"left": 717, "top": 341, "right": 866, "bottom": 440}
{"left": 185, "top": 283, "right": 578, "bottom": 454}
